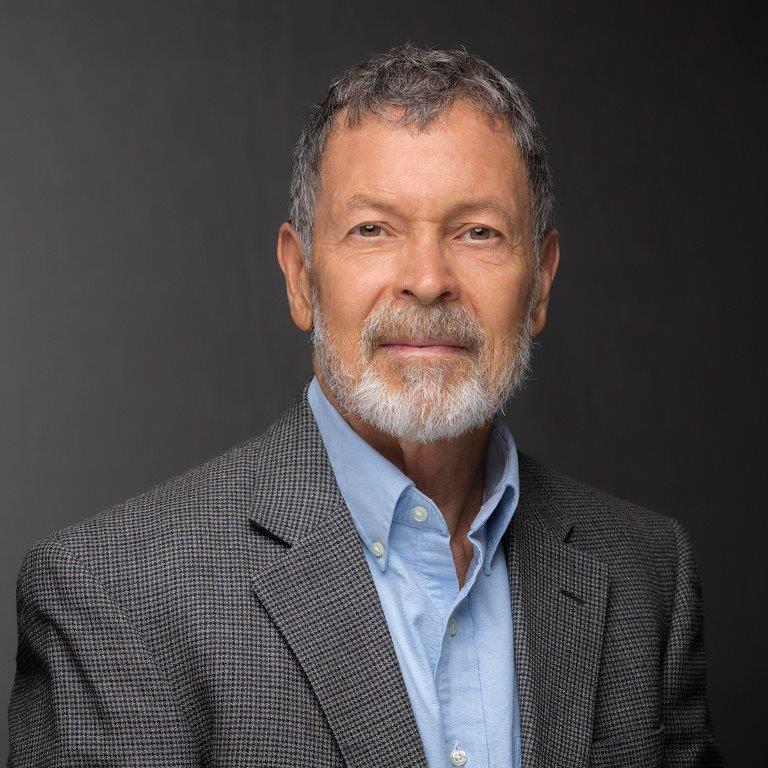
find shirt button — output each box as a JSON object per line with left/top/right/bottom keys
{"left": 411, "top": 505, "right": 428, "bottom": 522}
{"left": 372, "top": 540, "right": 385, "bottom": 557}
{"left": 450, "top": 744, "right": 468, "bottom": 766}
{"left": 447, "top": 617, "right": 458, "bottom": 636}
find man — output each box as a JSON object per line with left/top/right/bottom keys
{"left": 8, "top": 43, "right": 723, "bottom": 767}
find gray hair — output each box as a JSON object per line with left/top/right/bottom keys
{"left": 288, "top": 41, "right": 555, "bottom": 267}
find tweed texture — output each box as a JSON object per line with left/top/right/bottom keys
{"left": 8, "top": 379, "right": 723, "bottom": 767}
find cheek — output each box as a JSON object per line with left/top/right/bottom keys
{"left": 319, "top": 264, "right": 389, "bottom": 339}
{"left": 462, "top": 270, "right": 532, "bottom": 343}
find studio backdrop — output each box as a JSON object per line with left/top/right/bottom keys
{"left": 1, "top": 1, "right": 764, "bottom": 763}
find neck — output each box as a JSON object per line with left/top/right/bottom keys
{"left": 313, "top": 363, "right": 492, "bottom": 539}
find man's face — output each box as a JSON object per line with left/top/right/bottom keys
{"left": 279, "top": 99, "right": 559, "bottom": 443}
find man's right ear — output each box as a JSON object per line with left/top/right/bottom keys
{"left": 276, "top": 221, "right": 313, "bottom": 332}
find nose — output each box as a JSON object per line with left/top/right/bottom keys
{"left": 394, "top": 233, "right": 460, "bottom": 305}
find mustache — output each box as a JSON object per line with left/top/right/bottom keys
{"left": 360, "top": 302, "right": 486, "bottom": 353}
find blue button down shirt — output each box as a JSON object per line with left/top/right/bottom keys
{"left": 308, "top": 376, "right": 522, "bottom": 768}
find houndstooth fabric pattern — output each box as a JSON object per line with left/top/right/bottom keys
{"left": 8, "top": 378, "right": 723, "bottom": 767}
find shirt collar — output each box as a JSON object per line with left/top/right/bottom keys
{"left": 307, "top": 375, "right": 520, "bottom": 576}
{"left": 480, "top": 418, "right": 520, "bottom": 575}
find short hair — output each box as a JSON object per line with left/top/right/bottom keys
{"left": 288, "top": 41, "right": 555, "bottom": 267}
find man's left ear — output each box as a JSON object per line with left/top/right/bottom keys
{"left": 530, "top": 228, "right": 560, "bottom": 337}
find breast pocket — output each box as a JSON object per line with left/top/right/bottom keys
{"left": 588, "top": 723, "right": 664, "bottom": 767}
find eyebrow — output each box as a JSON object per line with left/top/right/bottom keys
{"left": 343, "top": 193, "right": 523, "bottom": 232}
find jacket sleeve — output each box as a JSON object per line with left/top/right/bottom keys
{"left": 8, "top": 537, "right": 197, "bottom": 767}
{"left": 662, "top": 517, "right": 724, "bottom": 766}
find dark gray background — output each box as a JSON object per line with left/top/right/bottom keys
{"left": 1, "top": 0, "right": 764, "bottom": 762}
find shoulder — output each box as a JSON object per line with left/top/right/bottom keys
{"left": 18, "top": 425, "right": 278, "bottom": 596}
{"left": 17, "top": 381, "right": 318, "bottom": 593}
{"left": 515, "top": 451, "right": 696, "bottom": 618}
{"left": 516, "top": 450, "right": 682, "bottom": 569}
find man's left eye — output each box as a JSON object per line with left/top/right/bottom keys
{"left": 461, "top": 226, "right": 498, "bottom": 241}
{"left": 356, "top": 224, "right": 385, "bottom": 237}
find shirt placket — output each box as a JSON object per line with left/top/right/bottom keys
{"left": 413, "top": 499, "right": 490, "bottom": 768}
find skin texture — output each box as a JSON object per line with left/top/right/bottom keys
{"left": 277, "top": 99, "right": 560, "bottom": 588}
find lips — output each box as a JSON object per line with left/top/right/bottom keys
{"left": 379, "top": 337, "right": 466, "bottom": 349}
{"left": 376, "top": 337, "right": 469, "bottom": 356}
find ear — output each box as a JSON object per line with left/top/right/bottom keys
{"left": 276, "top": 221, "right": 313, "bottom": 332}
{"left": 530, "top": 228, "right": 560, "bottom": 337}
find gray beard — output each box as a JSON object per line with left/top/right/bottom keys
{"left": 310, "top": 291, "right": 536, "bottom": 444}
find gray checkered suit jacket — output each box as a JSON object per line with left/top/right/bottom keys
{"left": 8, "top": 379, "right": 723, "bottom": 767}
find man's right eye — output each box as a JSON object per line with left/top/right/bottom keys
{"left": 355, "top": 224, "right": 384, "bottom": 237}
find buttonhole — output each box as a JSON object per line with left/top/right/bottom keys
{"left": 559, "top": 587, "right": 585, "bottom": 605}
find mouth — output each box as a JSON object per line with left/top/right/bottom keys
{"left": 377, "top": 338, "right": 468, "bottom": 356}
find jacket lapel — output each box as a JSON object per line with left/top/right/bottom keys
{"left": 505, "top": 456, "right": 609, "bottom": 768}
{"left": 249, "top": 381, "right": 428, "bottom": 768}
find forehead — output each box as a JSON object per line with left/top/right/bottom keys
{"left": 316, "top": 100, "right": 530, "bottom": 223}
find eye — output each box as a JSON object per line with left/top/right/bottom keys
{"left": 461, "top": 226, "right": 499, "bottom": 241}
{"left": 353, "top": 223, "right": 385, "bottom": 237}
